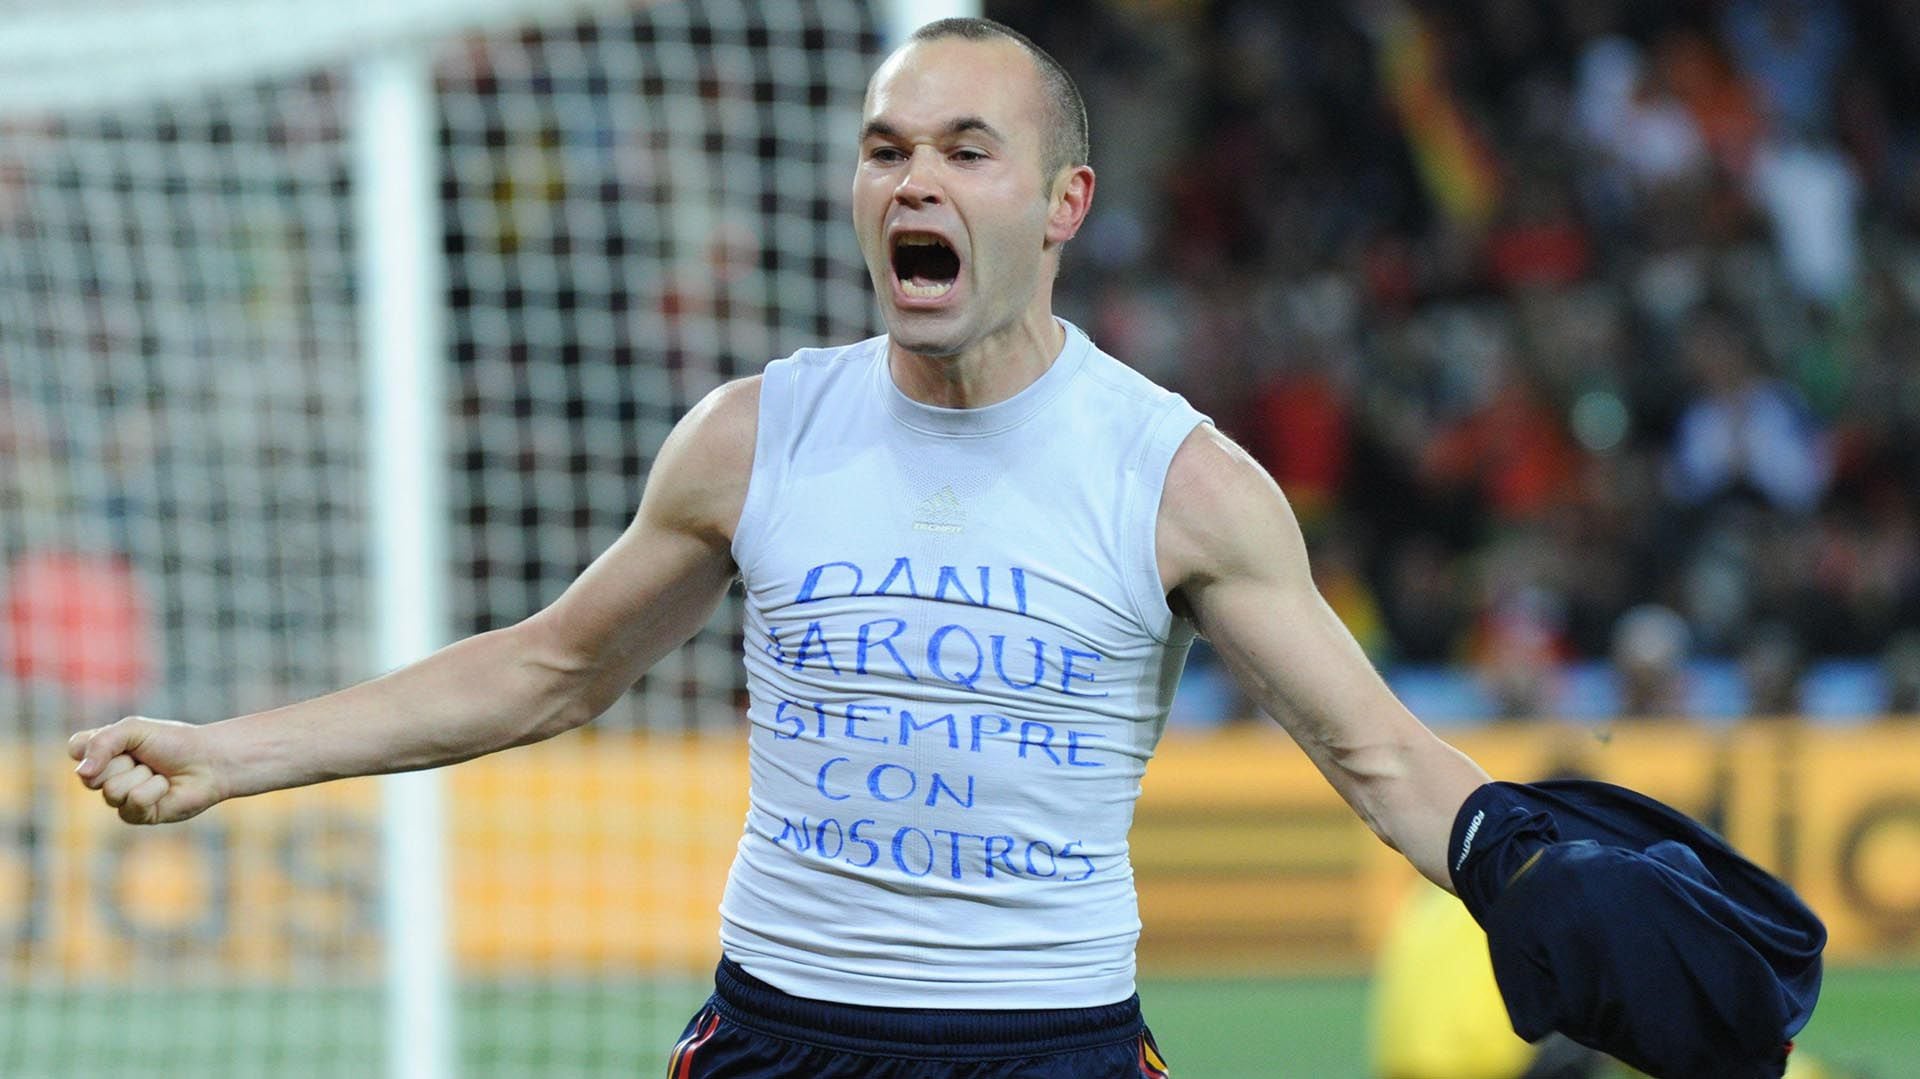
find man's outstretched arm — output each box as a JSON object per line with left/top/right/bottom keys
{"left": 1157, "top": 423, "right": 1489, "bottom": 890}
{"left": 1159, "top": 427, "right": 1827, "bottom": 1077}
{"left": 69, "top": 377, "right": 761, "bottom": 824}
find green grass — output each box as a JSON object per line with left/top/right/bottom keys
{"left": 1140, "top": 966, "right": 1920, "bottom": 1079}
{"left": 1786, "top": 965, "right": 1920, "bottom": 1079}
{"left": 1, "top": 966, "right": 1911, "bottom": 1077}
{"left": 1145, "top": 972, "right": 1374, "bottom": 1078}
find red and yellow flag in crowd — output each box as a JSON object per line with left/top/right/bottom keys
{"left": 1374, "top": 2, "right": 1503, "bottom": 229}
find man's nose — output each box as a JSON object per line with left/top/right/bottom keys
{"left": 894, "top": 147, "right": 943, "bottom": 208}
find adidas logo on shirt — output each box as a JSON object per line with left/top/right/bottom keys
{"left": 913, "top": 486, "right": 965, "bottom": 534}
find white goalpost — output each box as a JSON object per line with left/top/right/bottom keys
{"left": 354, "top": 49, "right": 457, "bottom": 1079}
{"left": 0, "top": 0, "right": 974, "bottom": 1075}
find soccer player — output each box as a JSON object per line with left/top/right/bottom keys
{"left": 69, "top": 18, "right": 1818, "bottom": 1079}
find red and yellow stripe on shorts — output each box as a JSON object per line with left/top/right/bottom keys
{"left": 1137, "top": 1030, "right": 1171, "bottom": 1077}
{"left": 665, "top": 1010, "right": 721, "bottom": 1079}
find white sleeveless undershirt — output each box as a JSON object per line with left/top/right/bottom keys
{"left": 721, "top": 321, "right": 1208, "bottom": 1008}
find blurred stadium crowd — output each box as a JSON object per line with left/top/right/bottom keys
{"left": 997, "top": 0, "right": 1920, "bottom": 722}
{"left": 6, "top": 0, "right": 1920, "bottom": 727}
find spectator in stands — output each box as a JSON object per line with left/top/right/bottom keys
{"left": 1606, "top": 47, "right": 1714, "bottom": 198}
{"left": 1470, "top": 537, "right": 1569, "bottom": 720}
{"left": 1244, "top": 342, "right": 1353, "bottom": 528}
{"left": 1309, "top": 526, "right": 1389, "bottom": 661}
{"left": 1668, "top": 307, "right": 1831, "bottom": 515}
{"left": 1380, "top": 537, "right": 1470, "bottom": 665}
{"left": 1721, "top": 0, "right": 1851, "bottom": 137}
{"left": 1741, "top": 622, "right": 1807, "bottom": 717}
{"left": 1612, "top": 604, "right": 1691, "bottom": 719}
{"left": 1749, "top": 130, "right": 1862, "bottom": 308}
{"left": 1422, "top": 358, "right": 1582, "bottom": 526}
{"left": 1003, "top": 0, "right": 1920, "bottom": 712}
{"left": 1658, "top": 28, "right": 1765, "bottom": 177}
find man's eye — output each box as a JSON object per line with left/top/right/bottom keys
{"left": 951, "top": 149, "right": 985, "bottom": 163}
{"left": 869, "top": 147, "right": 905, "bottom": 163}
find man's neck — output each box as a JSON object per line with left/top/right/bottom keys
{"left": 887, "top": 311, "right": 1066, "bottom": 409}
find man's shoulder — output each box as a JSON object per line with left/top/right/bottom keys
{"left": 754, "top": 334, "right": 886, "bottom": 416}
{"left": 656, "top": 376, "right": 762, "bottom": 493}
{"left": 769, "top": 333, "right": 887, "bottom": 376}
{"left": 1072, "top": 330, "right": 1186, "bottom": 408}
{"left": 641, "top": 375, "right": 761, "bottom": 545}
{"left": 685, "top": 374, "right": 762, "bottom": 442}
{"left": 1155, "top": 422, "right": 1307, "bottom": 594}
{"left": 1160, "top": 423, "right": 1256, "bottom": 516}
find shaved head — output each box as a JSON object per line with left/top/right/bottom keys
{"left": 905, "top": 17, "right": 1089, "bottom": 180}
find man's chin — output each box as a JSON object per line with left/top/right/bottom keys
{"left": 881, "top": 312, "right": 967, "bottom": 358}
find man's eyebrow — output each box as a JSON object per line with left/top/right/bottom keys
{"left": 942, "top": 116, "right": 1005, "bottom": 141}
{"left": 860, "top": 116, "right": 1007, "bottom": 143}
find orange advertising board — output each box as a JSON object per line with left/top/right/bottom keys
{"left": 12, "top": 735, "right": 748, "bottom": 978}
{"left": 10, "top": 721, "right": 1918, "bottom": 979}
{"left": 1136, "top": 722, "right": 1920, "bottom": 969}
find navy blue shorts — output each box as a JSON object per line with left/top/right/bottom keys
{"left": 666, "top": 958, "right": 1171, "bottom": 1078}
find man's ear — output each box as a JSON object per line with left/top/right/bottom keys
{"left": 1045, "top": 164, "right": 1095, "bottom": 247}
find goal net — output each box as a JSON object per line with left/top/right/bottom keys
{"left": 0, "top": 0, "right": 881, "bottom": 1074}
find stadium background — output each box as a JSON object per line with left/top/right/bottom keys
{"left": 2, "top": 0, "right": 1918, "bottom": 1076}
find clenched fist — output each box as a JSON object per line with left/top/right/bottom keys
{"left": 68, "top": 717, "right": 228, "bottom": 825}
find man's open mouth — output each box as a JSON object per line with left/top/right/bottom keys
{"left": 891, "top": 233, "right": 960, "bottom": 299}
